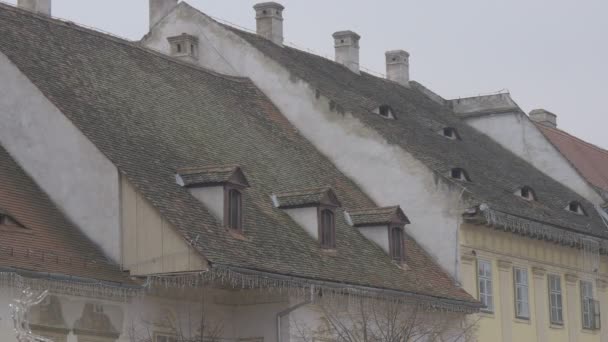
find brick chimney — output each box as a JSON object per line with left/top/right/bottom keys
{"left": 149, "top": 0, "right": 178, "bottom": 30}
{"left": 385, "top": 50, "right": 410, "bottom": 87}
{"left": 18, "top": 0, "right": 51, "bottom": 16}
{"left": 333, "top": 31, "right": 361, "bottom": 74}
{"left": 529, "top": 109, "right": 557, "bottom": 128}
{"left": 254, "top": 2, "right": 285, "bottom": 45}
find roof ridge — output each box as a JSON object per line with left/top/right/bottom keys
{"left": 0, "top": 1, "right": 252, "bottom": 84}
{"left": 537, "top": 123, "right": 608, "bottom": 156}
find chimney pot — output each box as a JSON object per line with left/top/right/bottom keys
{"left": 333, "top": 30, "right": 361, "bottom": 74}
{"left": 18, "top": 0, "right": 51, "bottom": 16}
{"left": 253, "top": 2, "right": 285, "bottom": 45}
{"left": 529, "top": 109, "right": 557, "bottom": 128}
{"left": 149, "top": 0, "right": 178, "bottom": 30}
{"left": 385, "top": 50, "right": 410, "bottom": 87}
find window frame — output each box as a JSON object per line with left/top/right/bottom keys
{"left": 317, "top": 207, "right": 336, "bottom": 249}
{"left": 477, "top": 259, "right": 494, "bottom": 313}
{"left": 224, "top": 184, "right": 244, "bottom": 232}
{"left": 388, "top": 225, "right": 405, "bottom": 262}
{"left": 548, "top": 274, "right": 564, "bottom": 325}
{"left": 513, "top": 267, "right": 530, "bottom": 319}
{"left": 580, "top": 280, "right": 599, "bottom": 330}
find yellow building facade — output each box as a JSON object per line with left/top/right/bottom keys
{"left": 460, "top": 222, "right": 608, "bottom": 342}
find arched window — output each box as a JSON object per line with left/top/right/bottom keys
{"left": 390, "top": 226, "right": 404, "bottom": 262}
{"left": 227, "top": 189, "right": 243, "bottom": 231}
{"left": 319, "top": 209, "right": 336, "bottom": 249}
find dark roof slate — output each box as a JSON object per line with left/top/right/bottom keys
{"left": 223, "top": 24, "right": 608, "bottom": 240}
{"left": 0, "top": 4, "right": 476, "bottom": 306}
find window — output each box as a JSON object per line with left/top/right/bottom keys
{"left": 548, "top": 275, "right": 563, "bottom": 325}
{"left": 319, "top": 209, "right": 336, "bottom": 249}
{"left": 441, "top": 127, "right": 460, "bottom": 140}
{"left": 581, "top": 280, "right": 600, "bottom": 330}
{"left": 450, "top": 168, "right": 471, "bottom": 182}
{"left": 389, "top": 226, "right": 404, "bottom": 262}
{"left": 513, "top": 267, "right": 530, "bottom": 319}
{"left": 516, "top": 186, "right": 536, "bottom": 201}
{"left": 227, "top": 188, "right": 243, "bottom": 231}
{"left": 176, "top": 43, "right": 182, "bottom": 53}
{"left": 567, "top": 201, "right": 586, "bottom": 215}
{"left": 373, "top": 105, "right": 395, "bottom": 119}
{"left": 93, "top": 304, "right": 104, "bottom": 314}
{"left": 478, "top": 260, "right": 493, "bottom": 312}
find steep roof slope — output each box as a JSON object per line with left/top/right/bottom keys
{"left": 536, "top": 124, "right": 608, "bottom": 195}
{"left": 223, "top": 25, "right": 608, "bottom": 240}
{"left": 0, "top": 4, "right": 477, "bottom": 307}
{"left": 0, "top": 144, "right": 129, "bottom": 284}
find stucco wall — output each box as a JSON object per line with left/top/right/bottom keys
{"left": 283, "top": 207, "right": 319, "bottom": 241}
{"left": 0, "top": 52, "right": 122, "bottom": 262}
{"left": 358, "top": 225, "right": 390, "bottom": 253}
{"left": 464, "top": 112, "right": 604, "bottom": 205}
{"left": 188, "top": 186, "right": 225, "bottom": 224}
{"left": 142, "top": 4, "right": 465, "bottom": 279}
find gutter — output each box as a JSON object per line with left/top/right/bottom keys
{"left": 0, "top": 266, "right": 141, "bottom": 290}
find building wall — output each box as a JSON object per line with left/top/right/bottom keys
{"left": 460, "top": 223, "right": 608, "bottom": 342}
{"left": 464, "top": 113, "right": 604, "bottom": 205}
{"left": 142, "top": 3, "right": 466, "bottom": 280}
{"left": 0, "top": 52, "right": 122, "bottom": 262}
{"left": 121, "top": 176, "right": 207, "bottom": 275}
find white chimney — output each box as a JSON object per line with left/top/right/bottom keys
{"left": 529, "top": 109, "right": 557, "bottom": 128}
{"left": 385, "top": 50, "right": 410, "bottom": 87}
{"left": 253, "top": 2, "right": 285, "bottom": 45}
{"left": 149, "top": 0, "right": 178, "bottom": 30}
{"left": 18, "top": 0, "right": 51, "bottom": 16}
{"left": 333, "top": 31, "right": 361, "bottom": 74}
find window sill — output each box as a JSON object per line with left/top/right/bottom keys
{"left": 514, "top": 317, "right": 531, "bottom": 325}
{"left": 549, "top": 323, "right": 564, "bottom": 330}
{"left": 478, "top": 311, "right": 495, "bottom": 318}
{"left": 580, "top": 328, "right": 600, "bottom": 335}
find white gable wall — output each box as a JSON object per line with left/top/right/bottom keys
{"left": 0, "top": 52, "right": 122, "bottom": 262}
{"left": 465, "top": 112, "right": 604, "bottom": 205}
{"left": 142, "top": 4, "right": 465, "bottom": 280}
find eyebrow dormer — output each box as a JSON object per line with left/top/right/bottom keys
{"left": 373, "top": 104, "right": 395, "bottom": 119}
{"left": 0, "top": 209, "right": 25, "bottom": 229}
{"left": 566, "top": 201, "right": 586, "bottom": 215}
{"left": 515, "top": 186, "right": 536, "bottom": 201}
{"left": 440, "top": 127, "right": 460, "bottom": 140}
{"left": 273, "top": 187, "right": 341, "bottom": 249}
{"left": 346, "top": 206, "right": 410, "bottom": 263}
{"left": 176, "top": 165, "right": 249, "bottom": 232}
{"left": 450, "top": 168, "right": 471, "bottom": 182}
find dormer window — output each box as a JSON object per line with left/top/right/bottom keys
{"left": 347, "top": 206, "right": 410, "bottom": 264}
{"left": 176, "top": 165, "right": 249, "bottom": 233}
{"left": 373, "top": 105, "right": 395, "bottom": 119}
{"left": 450, "top": 168, "right": 471, "bottom": 182}
{"left": 273, "top": 187, "right": 341, "bottom": 249}
{"left": 515, "top": 186, "right": 536, "bottom": 201}
{"left": 167, "top": 33, "right": 199, "bottom": 61}
{"left": 566, "top": 201, "right": 586, "bottom": 215}
{"left": 319, "top": 209, "right": 336, "bottom": 249}
{"left": 441, "top": 127, "right": 460, "bottom": 140}
{"left": 0, "top": 211, "right": 24, "bottom": 228}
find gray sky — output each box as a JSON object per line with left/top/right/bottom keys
{"left": 6, "top": 0, "right": 607, "bottom": 148}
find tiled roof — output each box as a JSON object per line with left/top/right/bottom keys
{"left": 536, "top": 124, "right": 608, "bottom": 195}
{"left": 0, "top": 145, "right": 129, "bottom": 284}
{"left": 0, "top": 4, "right": 477, "bottom": 307}
{"left": 273, "top": 187, "right": 340, "bottom": 209}
{"left": 348, "top": 206, "right": 410, "bottom": 227}
{"left": 222, "top": 24, "right": 608, "bottom": 240}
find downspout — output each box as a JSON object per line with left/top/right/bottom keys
{"left": 276, "top": 285, "right": 314, "bottom": 342}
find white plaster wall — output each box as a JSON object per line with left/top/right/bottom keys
{"left": 189, "top": 186, "right": 224, "bottom": 224}
{"left": 284, "top": 207, "right": 318, "bottom": 241}
{"left": 358, "top": 225, "right": 389, "bottom": 253}
{"left": 0, "top": 53, "right": 122, "bottom": 262}
{"left": 143, "top": 5, "right": 464, "bottom": 279}
{"left": 465, "top": 113, "right": 604, "bottom": 205}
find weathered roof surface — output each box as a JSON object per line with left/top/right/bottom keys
{"left": 177, "top": 165, "right": 249, "bottom": 187}
{"left": 0, "top": 145, "right": 129, "bottom": 284}
{"left": 348, "top": 206, "right": 410, "bottom": 226}
{"left": 223, "top": 24, "right": 608, "bottom": 240}
{"left": 273, "top": 187, "right": 340, "bottom": 209}
{"left": 536, "top": 124, "right": 608, "bottom": 195}
{"left": 0, "top": 4, "right": 477, "bottom": 307}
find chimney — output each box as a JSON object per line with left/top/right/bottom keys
{"left": 149, "top": 0, "right": 178, "bottom": 30}
{"left": 253, "top": 2, "right": 285, "bottom": 45}
{"left": 333, "top": 31, "right": 361, "bottom": 74}
{"left": 385, "top": 50, "right": 410, "bottom": 87}
{"left": 529, "top": 109, "right": 557, "bottom": 128}
{"left": 18, "top": 0, "right": 51, "bottom": 16}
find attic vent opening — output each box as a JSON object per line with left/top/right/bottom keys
{"left": 373, "top": 105, "right": 395, "bottom": 119}
{"left": 566, "top": 201, "right": 586, "bottom": 215}
{"left": 450, "top": 168, "right": 470, "bottom": 182}
{"left": 441, "top": 127, "right": 459, "bottom": 140}
{"left": 515, "top": 186, "right": 536, "bottom": 201}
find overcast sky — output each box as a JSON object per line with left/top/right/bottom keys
{"left": 6, "top": 0, "right": 607, "bottom": 148}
